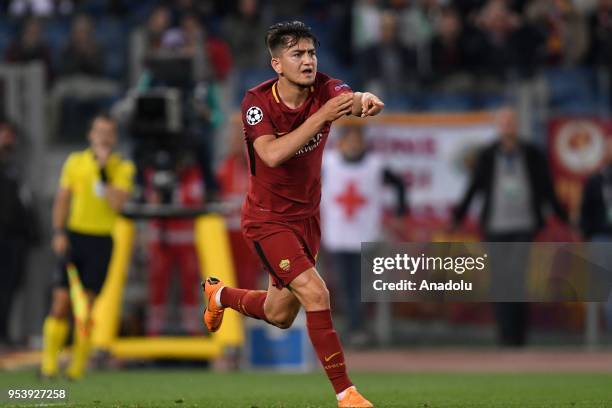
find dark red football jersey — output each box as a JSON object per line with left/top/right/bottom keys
{"left": 241, "top": 72, "right": 352, "bottom": 224}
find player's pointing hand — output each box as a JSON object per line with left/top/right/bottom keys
{"left": 360, "top": 92, "right": 384, "bottom": 117}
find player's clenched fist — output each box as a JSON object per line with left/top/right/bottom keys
{"left": 315, "top": 93, "right": 354, "bottom": 123}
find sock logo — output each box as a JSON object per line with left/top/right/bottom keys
{"left": 324, "top": 361, "right": 345, "bottom": 370}
{"left": 324, "top": 351, "right": 341, "bottom": 362}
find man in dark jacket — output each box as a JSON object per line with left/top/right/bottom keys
{"left": 0, "top": 121, "right": 37, "bottom": 347}
{"left": 453, "top": 107, "right": 569, "bottom": 346}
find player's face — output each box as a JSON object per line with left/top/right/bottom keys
{"left": 88, "top": 118, "right": 117, "bottom": 150}
{"left": 275, "top": 38, "right": 317, "bottom": 87}
{"left": 496, "top": 108, "right": 518, "bottom": 149}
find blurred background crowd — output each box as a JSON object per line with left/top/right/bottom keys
{"left": 0, "top": 0, "right": 611, "bottom": 358}
{"left": 1, "top": 0, "right": 611, "bottom": 126}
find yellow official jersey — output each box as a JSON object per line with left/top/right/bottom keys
{"left": 59, "top": 148, "right": 135, "bottom": 235}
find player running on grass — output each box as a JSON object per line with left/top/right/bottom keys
{"left": 202, "top": 21, "right": 383, "bottom": 407}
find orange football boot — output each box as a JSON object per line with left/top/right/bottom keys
{"left": 337, "top": 387, "right": 373, "bottom": 408}
{"left": 202, "top": 277, "right": 225, "bottom": 332}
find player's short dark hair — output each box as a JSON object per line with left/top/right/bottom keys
{"left": 265, "top": 21, "right": 319, "bottom": 56}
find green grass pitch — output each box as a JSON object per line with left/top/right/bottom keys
{"left": 1, "top": 369, "right": 611, "bottom": 407}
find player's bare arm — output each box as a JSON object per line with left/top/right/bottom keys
{"left": 51, "top": 187, "right": 71, "bottom": 256}
{"left": 351, "top": 91, "right": 385, "bottom": 117}
{"left": 253, "top": 93, "right": 354, "bottom": 168}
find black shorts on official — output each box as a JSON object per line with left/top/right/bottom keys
{"left": 54, "top": 231, "right": 113, "bottom": 294}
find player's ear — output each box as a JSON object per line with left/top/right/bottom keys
{"left": 271, "top": 57, "right": 282, "bottom": 75}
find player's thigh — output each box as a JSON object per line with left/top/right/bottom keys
{"left": 288, "top": 267, "right": 330, "bottom": 311}
{"left": 263, "top": 275, "right": 300, "bottom": 319}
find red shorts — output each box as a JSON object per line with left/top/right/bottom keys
{"left": 242, "top": 215, "right": 320, "bottom": 289}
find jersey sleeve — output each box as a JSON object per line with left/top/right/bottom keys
{"left": 241, "top": 92, "right": 275, "bottom": 141}
{"left": 111, "top": 160, "right": 136, "bottom": 193}
{"left": 323, "top": 77, "right": 352, "bottom": 101}
{"left": 58, "top": 153, "right": 77, "bottom": 190}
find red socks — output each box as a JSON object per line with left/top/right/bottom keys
{"left": 220, "top": 291, "right": 352, "bottom": 394}
{"left": 306, "top": 310, "right": 353, "bottom": 394}
{"left": 220, "top": 288, "right": 269, "bottom": 322}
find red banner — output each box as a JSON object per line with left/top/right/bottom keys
{"left": 548, "top": 117, "right": 612, "bottom": 219}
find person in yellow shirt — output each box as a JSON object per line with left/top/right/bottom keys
{"left": 41, "top": 113, "right": 134, "bottom": 379}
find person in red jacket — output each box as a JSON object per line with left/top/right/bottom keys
{"left": 145, "top": 159, "right": 204, "bottom": 336}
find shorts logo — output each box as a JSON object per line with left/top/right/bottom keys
{"left": 246, "top": 106, "right": 264, "bottom": 125}
{"left": 279, "top": 259, "right": 291, "bottom": 271}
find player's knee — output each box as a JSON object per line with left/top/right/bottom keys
{"left": 304, "top": 285, "right": 330, "bottom": 309}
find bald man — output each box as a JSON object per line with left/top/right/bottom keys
{"left": 453, "top": 107, "right": 569, "bottom": 346}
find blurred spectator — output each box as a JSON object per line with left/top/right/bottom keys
{"left": 428, "top": 7, "right": 471, "bottom": 90}
{"left": 144, "top": 157, "right": 204, "bottom": 336}
{"left": 170, "top": 0, "right": 214, "bottom": 18}
{"left": 162, "top": 12, "right": 233, "bottom": 82}
{"left": 453, "top": 107, "right": 569, "bottom": 346}
{"left": 191, "top": 79, "right": 223, "bottom": 198}
{"left": 0, "top": 121, "right": 38, "bottom": 347}
{"left": 221, "top": 0, "right": 269, "bottom": 70}
{"left": 525, "top": 0, "right": 589, "bottom": 67}
{"left": 5, "top": 17, "right": 53, "bottom": 84}
{"left": 216, "top": 127, "right": 261, "bottom": 290}
{"left": 129, "top": 5, "right": 172, "bottom": 86}
{"left": 579, "top": 137, "right": 612, "bottom": 330}
{"left": 159, "top": 13, "right": 224, "bottom": 195}
{"left": 205, "top": 29, "right": 233, "bottom": 82}
{"left": 466, "top": 0, "right": 543, "bottom": 82}
{"left": 586, "top": 0, "right": 612, "bottom": 67}
{"left": 586, "top": 0, "right": 612, "bottom": 107}
{"left": 352, "top": 0, "right": 382, "bottom": 51}
{"left": 359, "top": 11, "right": 418, "bottom": 99}
{"left": 161, "top": 12, "right": 209, "bottom": 82}
{"left": 58, "top": 14, "right": 104, "bottom": 77}
{"left": 392, "top": 0, "right": 439, "bottom": 50}
{"left": 50, "top": 15, "right": 120, "bottom": 141}
{"left": 8, "top": 0, "right": 74, "bottom": 16}
{"left": 453, "top": 0, "right": 487, "bottom": 20}
{"left": 158, "top": 13, "right": 227, "bottom": 196}
{"left": 321, "top": 126, "right": 407, "bottom": 347}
